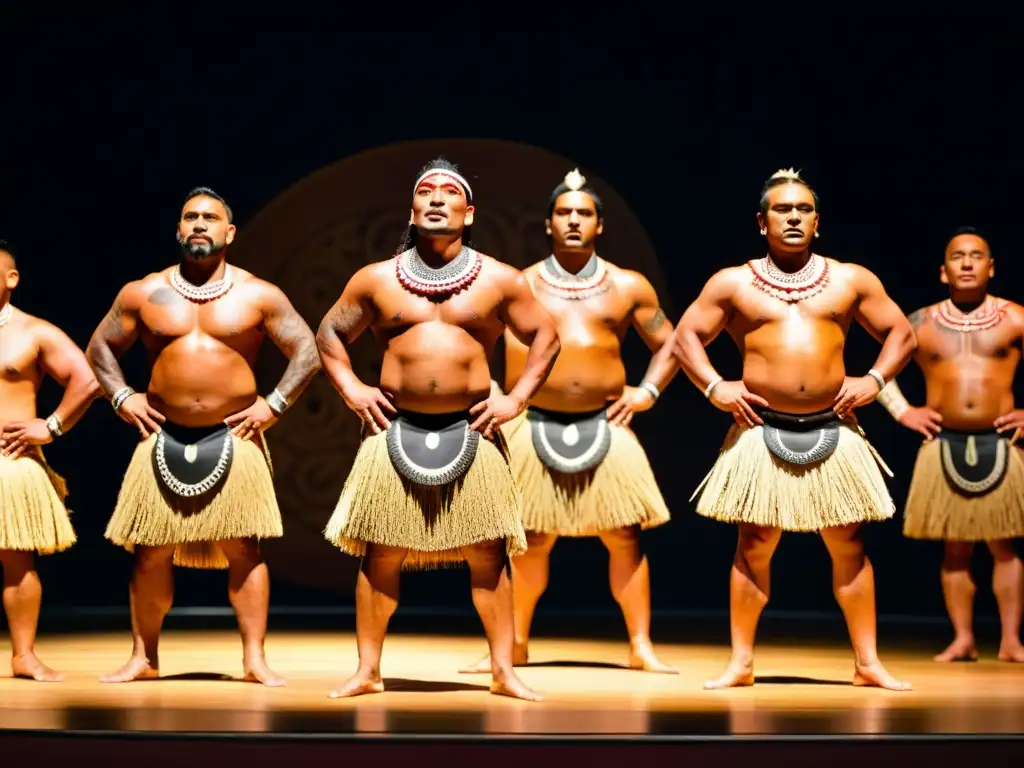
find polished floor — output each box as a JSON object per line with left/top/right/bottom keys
{"left": 1, "top": 630, "right": 1023, "bottom": 736}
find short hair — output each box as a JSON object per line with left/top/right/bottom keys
{"left": 946, "top": 226, "right": 991, "bottom": 253}
{"left": 183, "top": 186, "right": 233, "bottom": 223}
{"left": 759, "top": 168, "right": 820, "bottom": 214}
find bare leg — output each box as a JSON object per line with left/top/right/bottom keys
{"left": 219, "top": 538, "right": 284, "bottom": 686}
{"left": 704, "top": 524, "right": 781, "bottom": 689}
{"left": 598, "top": 525, "right": 676, "bottom": 673}
{"left": 460, "top": 531, "right": 556, "bottom": 673}
{"left": 934, "top": 541, "right": 978, "bottom": 661}
{"left": 100, "top": 544, "right": 174, "bottom": 682}
{"left": 0, "top": 550, "right": 63, "bottom": 681}
{"left": 988, "top": 539, "right": 1024, "bottom": 662}
{"left": 820, "top": 523, "right": 911, "bottom": 690}
{"left": 328, "top": 544, "right": 407, "bottom": 699}
{"left": 462, "top": 539, "right": 543, "bottom": 701}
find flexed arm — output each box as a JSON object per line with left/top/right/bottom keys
{"left": 315, "top": 267, "right": 395, "bottom": 433}
{"left": 470, "top": 268, "right": 560, "bottom": 437}
{"left": 0, "top": 324, "right": 102, "bottom": 458}
{"left": 223, "top": 284, "right": 323, "bottom": 441}
{"left": 833, "top": 265, "right": 918, "bottom": 418}
{"left": 674, "top": 269, "right": 770, "bottom": 427}
{"left": 85, "top": 282, "right": 165, "bottom": 438}
{"left": 607, "top": 272, "right": 676, "bottom": 426}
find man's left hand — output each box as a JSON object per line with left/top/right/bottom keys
{"left": 995, "top": 410, "right": 1024, "bottom": 441}
{"left": 469, "top": 393, "right": 524, "bottom": 439}
{"left": 0, "top": 419, "right": 53, "bottom": 458}
{"left": 834, "top": 375, "right": 882, "bottom": 419}
{"left": 606, "top": 386, "right": 654, "bottom": 427}
{"left": 224, "top": 397, "right": 277, "bottom": 441}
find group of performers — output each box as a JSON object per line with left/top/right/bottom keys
{"left": 1, "top": 160, "right": 1022, "bottom": 702}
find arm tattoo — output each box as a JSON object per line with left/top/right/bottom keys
{"left": 908, "top": 308, "right": 927, "bottom": 330}
{"left": 267, "top": 297, "right": 321, "bottom": 403}
{"left": 86, "top": 297, "right": 130, "bottom": 398}
{"left": 642, "top": 308, "right": 667, "bottom": 335}
{"left": 316, "top": 304, "right": 365, "bottom": 350}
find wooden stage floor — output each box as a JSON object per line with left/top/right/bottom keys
{"left": 2, "top": 629, "right": 1023, "bottom": 737}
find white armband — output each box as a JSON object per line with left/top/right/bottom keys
{"left": 875, "top": 378, "right": 911, "bottom": 420}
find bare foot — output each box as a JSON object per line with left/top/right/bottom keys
{"left": 490, "top": 670, "right": 544, "bottom": 702}
{"left": 459, "top": 644, "right": 528, "bottom": 674}
{"left": 627, "top": 641, "right": 678, "bottom": 674}
{"left": 853, "top": 661, "right": 912, "bottom": 691}
{"left": 997, "top": 642, "right": 1024, "bottom": 662}
{"left": 243, "top": 657, "right": 286, "bottom": 687}
{"left": 327, "top": 668, "right": 385, "bottom": 699}
{"left": 12, "top": 653, "right": 65, "bottom": 682}
{"left": 934, "top": 638, "right": 978, "bottom": 662}
{"left": 703, "top": 657, "right": 754, "bottom": 689}
{"left": 100, "top": 656, "right": 159, "bottom": 683}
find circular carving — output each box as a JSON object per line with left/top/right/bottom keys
{"left": 229, "top": 139, "right": 663, "bottom": 593}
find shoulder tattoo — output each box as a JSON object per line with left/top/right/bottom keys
{"left": 907, "top": 307, "right": 928, "bottom": 330}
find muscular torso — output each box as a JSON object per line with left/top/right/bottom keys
{"left": 505, "top": 265, "right": 633, "bottom": 412}
{"left": 134, "top": 270, "right": 265, "bottom": 426}
{"left": 911, "top": 299, "right": 1023, "bottom": 430}
{"left": 724, "top": 260, "right": 858, "bottom": 413}
{"left": 366, "top": 257, "right": 507, "bottom": 413}
{"left": 0, "top": 311, "right": 44, "bottom": 424}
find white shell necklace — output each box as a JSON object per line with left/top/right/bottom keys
{"left": 170, "top": 264, "right": 234, "bottom": 303}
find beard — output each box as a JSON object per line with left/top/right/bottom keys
{"left": 179, "top": 236, "right": 219, "bottom": 259}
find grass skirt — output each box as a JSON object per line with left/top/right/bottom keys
{"left": 0, "top": 448, "right": 75, "bottom": 554}
{"left": 105, "top": 432, "right": 282, "bottom": 569}
{"left": 502, "top": 408, "right": 670, "bottom": 536}
{"left": 692, "top": 421, "right": 894, "bottom": 531}
{"left": 324, "top": 427, "right": 527, "bottom": 570}
{"left": 903, "top": 438, "right": 1024, "bottom": 541}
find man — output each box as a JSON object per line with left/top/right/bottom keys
{"left": 85, "top": 187, "right": 321, "bottom": 686}
{"left": 671, "top": 168, "right": 916, "bottom": 690}
{"left": 317, "top": 157, "right": 560, "bottom": 701}
{"left": 0, "top": 241, "right": 101, "bottom": 682}
{"left": 461, "top": 168, "right": 677, "bottom": 676}
{"left": 876, "top": 227, "right": 1024, "bottom": 663}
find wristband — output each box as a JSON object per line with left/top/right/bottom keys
{"left": 704, "top": 376, "right": 723, "bottom": 399}
{"left": 111, "top": 387, "right": 136, "bottom": 411}
{"left": 45, "top": 413, "right": 64, "bottom": 438}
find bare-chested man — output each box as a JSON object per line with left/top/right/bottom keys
{"left": 85, "top": 187, "right": 321, "bottom": 686}
{"left": 317, "top": 158, "right": 560, "bottom": 702}
{"left": 671, "top": 169, "right": 916, "bottom": 690}
{"left": 876, "top": 227, "right": 1024, "bottom": 663}
{"left": 0, "top": 241, "right": 101, "bottom": 681}
{"left": 461, "top": 168, "right": 677, "bottom": 676}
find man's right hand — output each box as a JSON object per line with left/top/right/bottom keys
{"left": 342, "top": 382, "right": 396, "bottom": 434}
{"left": 118, "top": 393, "right": 166, "bottom": 439}
{"left": 708, "top": 380, "right": 770, "bottom": 427}
{"left": 898, "top": 407, "right": 943, "bottom": 440}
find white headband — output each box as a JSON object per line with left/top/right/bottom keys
{"left": 414, "top": 169, "right": 473, "bottom": 199}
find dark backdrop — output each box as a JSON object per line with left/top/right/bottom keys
{"left": 2, "top": 7, "right": 1020, "bottom": 623}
